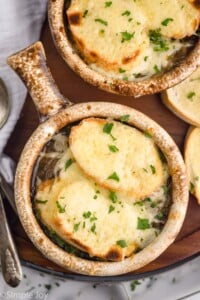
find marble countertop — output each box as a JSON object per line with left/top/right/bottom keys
{"left": 1, "top": 255, "right": 200, "bottom": 300}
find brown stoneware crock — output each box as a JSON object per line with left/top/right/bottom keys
{"left": 7, "top": 41, "right": 188, "bottom": 276}
{"left": 48, "top": 0, "right": 200, "bottom": 97}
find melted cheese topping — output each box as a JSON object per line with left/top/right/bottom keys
{"left": 69, "top": 118, "right": 168, "bottom": 199}
{"left": 35, "top": 148, "right": 169, "bottom": 261}
{"left": 34, "top": 122, "right": 170, "bottom": 261}
{"left": 67, "top": 0, "right": 199, "bottom": 80}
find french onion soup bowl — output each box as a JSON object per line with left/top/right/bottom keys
{"left": 48, "top": 0, "right": 200, "bottom": 97}
{"left": 7, "top": 42, "right": 188, "bottom": 277}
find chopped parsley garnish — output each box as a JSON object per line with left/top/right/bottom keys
{"left": 45, "top": 284, "right": 52, "bottom": 291}
{"left": 93, "top": 194, "right": 98, "bottom": 199}
{"left": 122, "top": 10, "right": 131, "bottom": 16}
{"left": 103, "top": 122, "right": 116, "bottom": 140}
{"left": 73, "top": 222, "right": 80, "bottom": 232}
{"left": 91, "top": 223, "right": 96, "bottom": 234}
{"left": 150, "top": 201, "right": 157, "bottom": 208}
{"left": 144, "top": 131, "right": 152, "bottom": 138}
{"left": 149, "top": 28, "right": 169, "bottom": 52}
{"left": 153, "top": 65, "right": 160, "bottom": 74}
{"left": 83, "top": 211, "right": 92, "bottom": 219}
{"left": 99, "top": 29, "right": 105, "bottom": 35}
{"left": 83, "top": 10, "right": 88, "bottom": 18}
{"left": 137, "top": 217, "right": 151, "bottom": 230}
{"left": 105, "top": 1, "right": 112, "bottom": 7}
{"left": 123, "top": 76, "right": 128, "bottom": 81}
{"left": 107, "top": 172, "right": 120, "bottom": 182}
{"left": 35, "top": 199, "right": 48, "bottom": 204}
{"left": 121, "top": 31, "right": 135, "bottom": 43}
{"left": 161, "top": 18, "right": 174, "bottom": 26}
{"left": 108, "top": 205, "right": 115, "bottom": 213}
{"left": 162, "top": 185, "right": 169, "bottom": 195}
{"left": 190, "top": 181, "right": 195, "bottom": 193}
{"left": 103, "top": 122, "right": 113, "bottom": 134}
{"left": 150, "top": 165, "right": 156, "bottom": 174}
{"left": 108, "top": 145, "right": 119, "bottom": 152}
{"left": 133, "top": 73, "right": 143, "bottom": 78}
{"left": 95, "top": 18, "right": 108, "bottom": 26}
{"left": 155, "top": 212, "right": 165, "bottom": 220}
{"left": 64, "top": 158, "right": 74, "bottom": 171}
{"left": 144, "top": 56, "right": 148, "bottom": 62}
{"left": 56, "top": 201, "right": 66, "bottom": 213}
{"left": 143, "top": 168, "right": 148, "bottom": 173}
{"left": 134, "top": 197, "right": 152, "bottom": 206}
{"left": 109, "top": 191, "right": 118, "bottom": 203}
{"left": 187, "top": 92, "right": 196, "bottom": 100}
{"left": 119, "top": 68, "right": 126, "bottom": 73}
{"left": 90, "top": 214, "right": 98, "bottom": 222}
{"left": 134, "top": 200, "right": 144, "bottom": 206}
{"left": 130, "top": 280, "right": 141, "bottom": 291}
{"left": 120, "top": 114, "right": 130, "bottom": 122}
{"left": 116, "top": 240, "right": 127, "bottom": 248}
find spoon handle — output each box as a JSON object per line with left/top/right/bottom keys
{"left": 0, "top": 192, "right": 22, "bottom": 287}
{"left": 0, "top": 174, "right": 17, "bottom": 215}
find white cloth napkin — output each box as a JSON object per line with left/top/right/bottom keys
{"left": 0, "top": 0, "right": 47, "bottom": 183}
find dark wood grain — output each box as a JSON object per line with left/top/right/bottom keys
{"left": 4, "top": 21, "right": 200, "bottom": 280}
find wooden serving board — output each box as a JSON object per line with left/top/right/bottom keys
{"left": 4, "top": 21, "right": 200, "bottom": 281}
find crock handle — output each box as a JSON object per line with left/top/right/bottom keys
{"left": 7, "top": 41, "right": 71, "bottom": 119}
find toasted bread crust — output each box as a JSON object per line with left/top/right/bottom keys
{"left": 35, "top": 149, "right": 160, "bottom": 261}
{"left": 184, "top": 126, "right": 200, "bottom": 204}
{"left": 67, "top": 0, "right": 200, "bottom": 74}
{"left": 69, "top": 118, "right": 168, "bottom": 199}
{"left": 162, "top": 66, "right": 200, "bottom": 127}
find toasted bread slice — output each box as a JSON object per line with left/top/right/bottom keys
{"left": 162, "top": 66, "right": 200, "bottom": 127}
{"left": 67, "top": 0, "right": 200, "bottom": 74}
{"left": 67, "top": 0, "right": 149, "bottom": 72}
{"left": 35, "top": 150, "right": 163, "bottom": 261}
{"left": 137, "top": 0, "right": 200, "bottom": 39}
{"left": 69, "top": 118, "right": 168, "bottom": 199}
{"left": 184, "top": 127, "right": 200, "bottom": 204}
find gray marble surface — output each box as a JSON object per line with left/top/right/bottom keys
{"left": 0, "top": 255, "right": 200, "bottom": 300}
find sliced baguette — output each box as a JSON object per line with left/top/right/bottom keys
{"left": 35, "top": 149, "right": 162, "bottom": 261}
{"left": 184, "top": 127, "right": 200, "bottom": 204}
{"left": 67, "top": 0, "right": 200, "bottom": 74}
{"left": 161, "top": 66, "right": 200, "bottom": 127}
{"left": 69, "top": 118, "right": 168, "bottom": 199}
{"left": 67, "top": 0, "right": 149, "bottom": 72}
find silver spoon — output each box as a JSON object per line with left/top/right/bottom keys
{"left": 0, "top": 174, "right": 17, "bottom": 215}
{"left": 0, "top": 78, "right": 22, "bottom": 286}
{"left": 0, "top": 192, "right": 22, "bottom": 287}
{"left": 0, "top": 78, "right": 10, "bottom": 129}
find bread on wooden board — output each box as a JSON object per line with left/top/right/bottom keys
{"left": 184, "top": 127, "right": 200, "bottom": 204}
{"left": 162, "top": 66, "right": 200, "bottom": 127}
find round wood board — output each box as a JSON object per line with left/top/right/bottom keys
{"left": 4, "top": 21, "right": 200, "bottom": 282}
